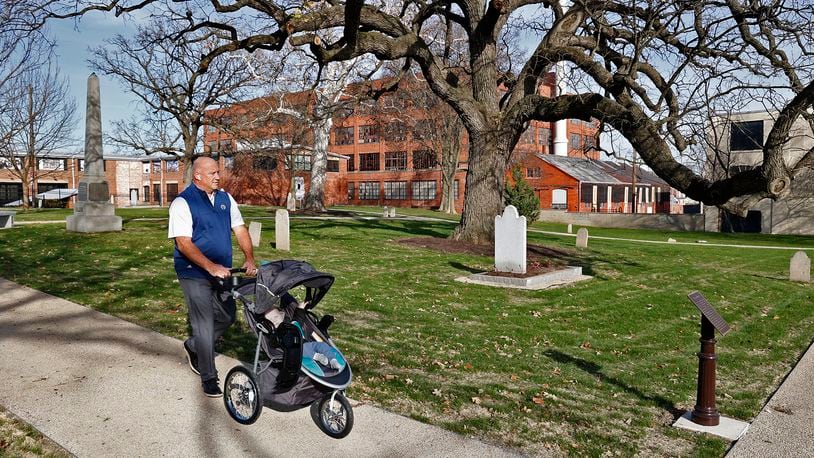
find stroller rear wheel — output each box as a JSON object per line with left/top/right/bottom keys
{"left": 223, "top": 366, "right": 262, "bottom": 425}
{"left": 310, "top": 391, "right": 353, "bottom": 439}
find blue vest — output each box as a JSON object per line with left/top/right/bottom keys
{"left": 174, "top": 185, "right": 233, "bottom": 279}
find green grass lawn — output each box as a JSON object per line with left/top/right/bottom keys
{"left": 0, "top": 207, "right": 812, "bottom": 456}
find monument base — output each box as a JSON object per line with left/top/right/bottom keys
{"left": 66, "top": 215, "right": 122, "bottom": 232}
{"left": 67, "top": 203, "right": 122, "bottom": 233}
{"left": 455, "top": 266, "right": 591, "bottom": 290}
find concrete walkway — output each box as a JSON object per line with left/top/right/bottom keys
{"left": 726, "top": 339, "right": 814, "bottom": 456}
{"left": 0, "top": 279, "right": 520, "bottom": 457}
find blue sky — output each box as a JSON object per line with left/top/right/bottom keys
{"left": 49, "top": 12, "right": 141, "bottom": 152}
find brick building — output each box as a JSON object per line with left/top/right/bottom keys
{"left": 206, "top": 73, "right": 601, "bottom": 212}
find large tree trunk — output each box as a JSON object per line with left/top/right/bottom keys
{"left": 452, "top": 132, "right": 507, "bottom": 244}
{"left": 305, "top": 117, "right": 330, "bottom": 212}
{"left": 182, "top": 153, "right": 194, "bottom": 187}
{"left": 20, "top": 169, "right": 31, "bottom": 210}
{"left": 439, "top": 120, "right": 461, "bottom": 214}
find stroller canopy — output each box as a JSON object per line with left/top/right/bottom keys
{"left": 254, "top": 260, "right": 334, "bottom": 314}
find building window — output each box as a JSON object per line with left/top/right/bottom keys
{"left": 333, "top": 126, "right": 354, "bottom": 145}
{"left": 166, "top": 160, "right": 179, "bottom": 172}
{"left": 327, "top": 160, "right": 340, "bottom": 172}
{"left": 152, "top": 162, "right": 161, "bottom": 173}
{"left": 153, "top": 183, "right": 162, "bottom": 204}
{"left": 454, "top": 179, "right": 460, "bottom": 202}
{"left": 359, "top": 181, "right": 379, "bottom": 200}
{"left": 207, "top": 141, "right": 217, "bottom": 153}
{"left": 347, "top": 154, "right": 355, "bottom": 172}
{"left": 293, "top": 154, "right": 312, "bottom": 171}
{"left": 384, "top": 181, "right": 407, "bottom": 199}
{"left": 412, "top": 119, "right": 432, "bottom": 141}
{"left": 583, "top": 135, "right": 595, "bottom": 150}
{"left": 218, "top": 140, "right": 233, "bottom": 153}
{"left": 224, "top": 156, "right": 235, "bottom": 170}
{"left": 384, "top": 122, "right": 406, "bottom": 142}
{"left": 143, "top": 185, "right": 150, "bottom": 202}
{"left": 527, "top": 167, "right": 541, "bottom": 178}
{"left": 77, "top": 159, "right": 85, "bottom": 171}
{"left": 0, "top": 183, "right": 22, "bottom": 205}
{"left": 730, "top": 120, "right": 764, "bottom": 151}
{"left": 359, "top": 153, "right": 380, "bottom": 171}
{"left": 166, "top": 183, "right": 179, "bottom": 202}
{"left": 38, "top": 159, "right": 66, "bottom": 171}
{"left": 384, "top": 151, "right": 407, "bottom": 171}
{"left": 412, "top": 180, "right": 437, "bottom": 200}
{"left": 538, "top": 128, "right": 551, "bottom": 147}
{"left": 520, "top": 127, "right": 535, "bottom": 144}
{"left": 413, "top": 150, "right": 437, "bottom": 170}
{"left": 569, "top": 133, "right": 581, "bottom": 150}
{"left": 359, "top": 125, "right": 379, "bottom": 144}
{"left": 347, "top": 182, "right": 355, "bottom": 200}
{"left": 0, "top": 158, "right": 21, "bottom": 169}
{"left": 142, "top": 162, "right": 151, "bottom": 174}
{"left": 253, "top": 156, "right": 277, "bottom": 170}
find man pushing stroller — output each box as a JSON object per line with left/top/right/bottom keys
{"left": 168, "top": 157, "right": 257, "bottom": 397}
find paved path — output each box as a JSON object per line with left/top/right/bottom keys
{"left": 726, "top": 339, "right": 814, "bottom": 456}
{"left": 0, "top": 278, "right": 521, "bottom": 457}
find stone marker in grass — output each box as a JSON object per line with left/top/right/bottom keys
{"left": 275, "top": 209, "right": 290, "bottom": 251}
{"left": 789, "top": 251, "right": 810, "bottom": 282}
{"left": 248, "top": 221, "right": 261, "bottom": 247}
{"left": 576, "top": 228, "right": 588, "bottom": 248}
{"left": 495, "top": 205, "right": 526, "bottom": 274}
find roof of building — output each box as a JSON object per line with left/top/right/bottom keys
{"left": 537, "top": 155, "right": 622, "bottom": 184}
{"left": 598, "top": 161, "right": 670, "bottom": 187}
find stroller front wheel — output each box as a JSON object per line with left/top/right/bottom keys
{"left": 310, "top": 391, "right": 354, "bottom": 439}
{"left": 223, "top": 366, "right": 262, "bottom": 425}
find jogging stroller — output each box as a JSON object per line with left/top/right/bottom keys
{"left": 217, "top": 260, "right": 353, "bottom": 438}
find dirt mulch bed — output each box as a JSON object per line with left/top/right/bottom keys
{"left": 398, "top": 237, "right": 573, "bottom": 276}
{"left": 282, "top": 209, "right": 361, "bottom": 217}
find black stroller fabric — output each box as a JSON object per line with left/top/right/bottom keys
{"left": 254, "top": 260, "right": 334, "bottom": 314}
{"left": 241, "top": 305, "right": 331, "bottom": 410}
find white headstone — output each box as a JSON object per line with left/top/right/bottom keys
{"left": 275, "top": 209, "right": 290, "bottom": 251}
{"left": 248, "top": 221, "right": 262, "bottom": 247}
{"left": 383, "top": 206, "right": 389, "bottom": 217}
{"left": 495, "top": 205, "right": 526, "bottom": 274}
{"left": 576, "top": 228, "right": 588, "bottom": 248}
{"left": 789, "top": 251, "right": 811, "bottom": 282}
{"left": 567, "top": 223, "right": 573, "bottom": 234}
{"left": 389, "top": 207, "right": 396, "bottom": 218}
{"left": 667, "top": 238, "right": 677, "bottom": 244}
{"left": 286, "top": 192, "right": 296, "bottom": 211}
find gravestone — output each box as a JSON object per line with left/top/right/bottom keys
{"left": 383, "top": 206, "right": 389, "bottom": 217}
{"left": 495, "top": 205, "right": 526, "bottom": 274}
{"left": 576, "top": 228, "right": 588, "bottom": 248}
{"left": 286, "top": 192, "right": 296, "bottom": 211}
{"left": 66, "top": 73, "right": 122, "bottom": 233}
{"left": 668, "top": 238, "right": 677, "bottom": 244}
{"left": 389, "top": 207, "right": 396, "bottom": 218}
{"left": 567, "top": 223, "right": 573, "bottom": 234}
{"left": 248, "top": 221, "right": 262, "bottom": 247}
{"left": 275, "top": 209, "right": 290, "bottom": 251}
{"left": 789, "top": 251, "right": 811, "bottom": 282}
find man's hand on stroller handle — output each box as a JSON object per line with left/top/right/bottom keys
{"left": 241, "top": 259, "right": 257, "bottom": 276}
{"left": 207, "top": 264, "right": 232, "bottom": 279}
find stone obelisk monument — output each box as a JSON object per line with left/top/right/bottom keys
{"left": 67, "top": 73, "right": 122, "bottom": 232}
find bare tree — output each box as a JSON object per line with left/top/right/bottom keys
{"left": 88, "top": 18, "right": 259, "bottom": 185}
{"left": 370, "top": 74, "right": 464, "bottom": 214}
{"left": 48, "top": 1, "right": 814, "bottom": 243}
{"left": 0, "top": 61, "right": 76, "bottom": 209}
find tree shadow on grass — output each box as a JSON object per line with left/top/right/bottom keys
{"left": 543, "top": 349, "right": 685, "bottom": 422}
